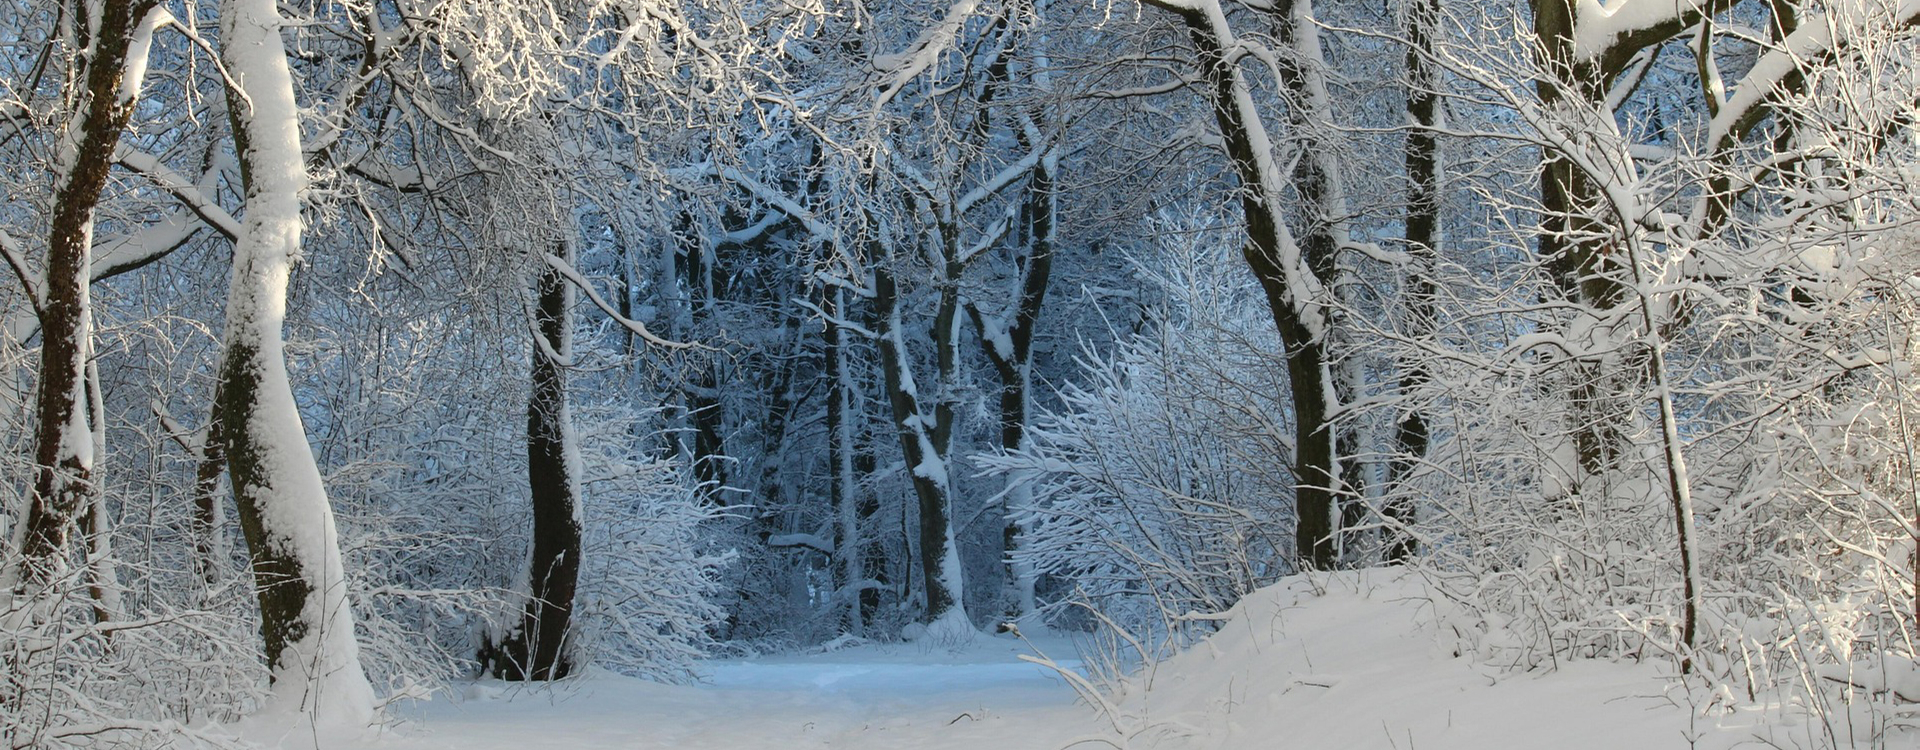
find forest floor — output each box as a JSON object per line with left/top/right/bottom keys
{"left": 317, "top": 631, "right": 1096, "bottom": 750}
{"left": 300, "top": 570, "right": 1900, "bottom": 750}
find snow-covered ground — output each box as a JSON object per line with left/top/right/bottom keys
{"left": 311, "top": 633, "right": 1097, "bottom": 750}
{"left": 294, "top": 570, "right": 1902, "bottom": 750}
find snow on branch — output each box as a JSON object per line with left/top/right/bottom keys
{"left": 794, "top": 296, "right": 879, "bottom": 340}
{"left": 0, "top": 228, "right": 42, "bottom": 315}
{"left": 543, "top": 251, "right": 700, "bottom": 350}
{"left": 955, "top": 145, "right": 1050, "bottom": 217}
{"left": 92, "top": 209, "right": 206, "bottom": 280}
{"left": 113, "top": 147, "right": 241, "bottom": 241}
{"left": 766, "top": 532, "right": 835, "bottom": 555}
{"left": 956, "top": 202, "right": 1019, "bottom": 267}
{"left": 706, "top": 164, "right": 840, "bottom": 242}
{"left": 1571, "top": 0, "right": 1727, "bottom": 62}
{"left": 1706, "top": 0, "right": 1920, "bottom": 150}
{"left": 873, "top": 0, "right": 983, "bottom": 109}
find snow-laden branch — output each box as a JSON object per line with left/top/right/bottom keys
{"left": 874, "top": 0, "right": 982, "bottom": 109}
{"left": 956, "top": 202, "right": 1019, "bottom": 267}
{"left": 1706, "top": 0, "right": 1920, "bottom": 150}
{"left": 955, "top": 145, "right": 1050, "bottom": 217}
{"left": 118, "top": 6, "right": 173, "bottom": 108}
{"left": 720, "top": 211, "right": 784, "bottom": 246}
{"left": 113, "top": 146, "right": 241, "bottom": 241}
{"left": 794, "top": 296, "right": 880, "bottom": 340}
{"left": 0, "top": 227, "right": 42, "bottom": 315}
{"left": 1571, "top": 0, "right": 1723, "bottom": 62}
{"left": 766, "top": 532, "right": 834, "bottom": 555}
{"left": 542, "top": 251, "right": 699, "bottom": 350}
{"left": 698, "top": 163, "right": 841, "bottom": 242}
{"left": 92, "top": 208, "right": 206, "bottom": 280}
{"left": 1188, "top": 0, "right": 1328, "bottom": 336}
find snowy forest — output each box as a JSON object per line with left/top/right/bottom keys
{"left": 2, "top": 0, "right": 1918, "bottom": 747}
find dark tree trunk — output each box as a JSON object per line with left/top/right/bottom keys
{"left": 192, "top": 400, "right": 229, "bottom": 586}
{"left": 680, "top": 228, "right": 727, "bottom": 501}
{"left": 217, "top": 342, "right": 310, "bottom": 669}
{"left": 856, "top": 449, "right": 885, "bottom": 625}
{"left": 486, "top": 251, "right": 581, "bottom": 681}
{"left": 874, "top": 262, "right": 963, "bottom": 622}
{"left": 971, "top": 156, "right": 1055, "bottom": 613}
{"left": 15, "top": 0, "right": 156, "bottom": 588}
{"left": 1174, "top": 7, "right": 1342, "bottom": 570}
{"left": 1385, "top": 0, "right": 1441, "bottom": 563}
{"left": 1529, "top": 0, "right": 1738, "bottom": 486}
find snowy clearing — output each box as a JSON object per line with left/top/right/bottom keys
{"left": 313, "top": 634, "right": 1095, "bottom": 750}
{"left": 293, "top": 570, "right": 1885, "bottom": 750}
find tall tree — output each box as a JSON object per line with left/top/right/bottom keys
{"left": 1139, "top": 0, "right": 1351, "bottom": 569}
{"left": 483, "top": 244, "right": 582, "bottom": 681}
{"left": 214, "top": 0, "right": 375, "bottom": 721}
{"left": 10, "top": 0, "right": 167, "bottom": 589}
{"left": 1384, "top": 0, "right": 1441, "bottom": 563}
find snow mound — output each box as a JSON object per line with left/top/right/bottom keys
{"left": 1097, "top": 569, "right": 1781, "bottom": 750}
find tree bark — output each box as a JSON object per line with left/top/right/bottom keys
{"left": 874, "top": 261, "right": 967, "bottom": 627}
{"left": 1159, "top": 1, "right": 1343, "bottom": 570}
{"left": 217, "top": 0, "right": 375, "bottom": 721}
{"left": 971, "top": 155, "right": 1055, "bottom": 615}
{"left": 14, "top": 0, "right": 160, "bottom": 589}
{"left": 485, "top": 249, "right": 582, "bottom": 681}
{"left": 1385, "top": 0, "right": 1441, "bottom": 563}
{"left": 1529, "top": 0, "right": 1738, "bottom": 486}
{"left": 825, "top": 286, "right": 864, "bottom": 634}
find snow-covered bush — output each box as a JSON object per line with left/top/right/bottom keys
{"left": 564, "top": 405, "right": 729, "bottom": 681}
{"left": 1402, "top": 8, "right": 1920, "bottom": 731}
{"left": 983, "top": 223, "right": 1296, "bottom": 646}
{"left": 1, "top": 443, "right": 263, "bottom": 749}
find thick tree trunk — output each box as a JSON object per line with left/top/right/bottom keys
{"left": 13, "top": 0, "right": 160, "bottom": 590}
{"left": 973, "top": 156, "right": 1055, "bottom": 616}
{"left": 874, "top": 263, "right": 967, "bottom": 629}
{"left": 217, "top": 0, "right": 374, "bottom": 722}
{"left": 1529, "top": 0, "right": 1737, "bottom": 488}
{"left": 485, "top": 250, "right": 582, "bottom": 681}
{"left": 1534, "top": 0, "right": 1634, "bottom": 486}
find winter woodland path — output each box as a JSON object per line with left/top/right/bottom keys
{"left": 328, "top": 635, "right": 1097, "bottom": 750}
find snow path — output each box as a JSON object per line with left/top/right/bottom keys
{"left": 332, "top": 636, "right": 1097, "bottom": 750}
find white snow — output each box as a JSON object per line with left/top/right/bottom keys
{"left": 291, "top": 569, "right": 1880, "bottom": 750}
{"left": 221, "top": 0, "right": 376, "bottom": 728}
{"left": 322, "top": 633, "right": 1095, "bottom": 750}
{"left": 873, "top": 0, "right": 981, "bottom": 108}
{"left": 1571, "top": 0, "right": 1712, "bottom": 62}
{"left": 117, "top": 7, "right": 173, "bottom": 107}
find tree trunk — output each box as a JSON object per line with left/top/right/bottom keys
{"left": 825, "top": 286, "right": 864, "bottom": 635}
{"left": 874, "top": 262, "right": 967, "bottom": 629}
{"left": 82, "top": 361, "right": 120, "bottom": 623}
{"left": 13, "top": 0, "right": 161, "bottom": 590}
{"left": 1167, "top": 2, "right": 1343, "bottom": 570}
{"left": 1529, "top": 0, "right": 1737, "bottom": 488}
{"left": 485, "top": 248, "right": 582, "bottom": 681}
{"left": 1384, "top": 0, "right": 1441, "bottom": 563}
{"left": 217, "top": 0, "right": 374, "bottom": 722}
{"left": 191, "top": 401, "right": 228, "bottom": 587}
{"left": 973, "top": 155, "right": 1055, "bottom": 616}
{"left": 680, "top": 227, "right": 727, "bottom": 502}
